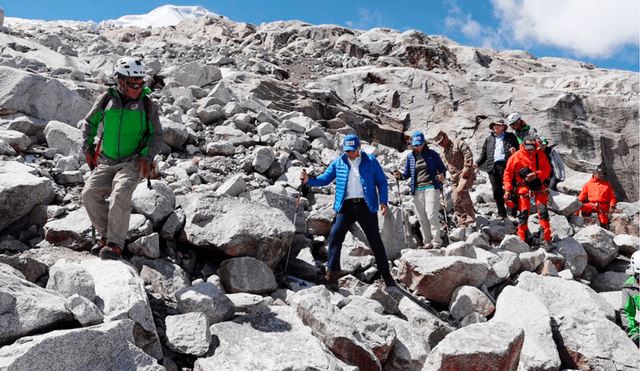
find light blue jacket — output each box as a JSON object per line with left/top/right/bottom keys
{"left": 309, "top": 151, "right": 388, "bottom": 213}
{"left": 400, "top": 148, "right": 447, "bottom": 194}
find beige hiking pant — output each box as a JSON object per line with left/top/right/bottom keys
{"left": 413, "top": 188, "right": 443, "bottom": 247}
{"left": 82, "top": 162, "right": 141, "bottom": 249}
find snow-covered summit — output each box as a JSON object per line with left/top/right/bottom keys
{"left": 4, "top": 5, "right": 220, "bottom": 29}
{"left": 106, "top": 5, "right": 220, "bottom": 28}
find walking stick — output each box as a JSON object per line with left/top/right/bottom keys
{"left": 284, "top": 182, "right": 303, "bottom": 273}
{"left": 395, "top": 177, "right": 409, "bottom": 249}
{"left": 439, "top": 183, "right": 451, "bottom": 246}
{"left": 90, "top": 135, "right": 103, "bottom": 244}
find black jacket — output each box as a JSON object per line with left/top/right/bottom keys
{"left": 476, "top": 132, "right": 519, "bottom": 172}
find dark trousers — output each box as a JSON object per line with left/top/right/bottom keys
{"left": 488, "top": 161, "right": 509, "bottom": 217}
{"left": 327, "top": 200, "right": 391, "bottom": 278}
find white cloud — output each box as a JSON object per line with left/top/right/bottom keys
{"left": 345, "top": 8, "right": 384, "bottom": 30}
{"left": 444, "top": 0, "right": 502, "bottom": 49}
{"left": 492, "top": 0, "right": 640, "bottom": 58}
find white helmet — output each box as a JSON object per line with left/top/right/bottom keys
{"left": 631, "top": 251, "right": 640, "bottom": 274}
{"left": 113, "top": 57, "right": 146, "bottom": 78}
{"left": 507, "top": 112, "right": 521, "bottom": 126}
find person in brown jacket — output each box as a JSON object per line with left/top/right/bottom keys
{"left": 433, "top": 130, "right": 476, "bottom": 228}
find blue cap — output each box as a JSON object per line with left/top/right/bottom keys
{"left": 343, "top": 134, "right": 360, "bottom": 152}
{"left": 411, "top": 132, "right": 425, "bottom": 146}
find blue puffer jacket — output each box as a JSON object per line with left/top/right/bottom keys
{"left": 308, "top": 151, "right": 388, "bottom": 213}
{"left": 400, "top": 148, "right": 447, "bottom": 194}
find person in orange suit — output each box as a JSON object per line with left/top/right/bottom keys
{"left": 503, "top": 136, "right": 552, "bottom": 249}
{"left": 577, "top": 165, "right": 617, "bottom": 229}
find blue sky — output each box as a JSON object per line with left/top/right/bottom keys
{"left": 2, "top": 0, "right": 638, "bottom": 72}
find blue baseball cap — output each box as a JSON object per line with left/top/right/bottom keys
{"left": 411, "top": 132, "right": 425, "bottom": 146}
{"left": 343, "top": 134, "right": 360, "bottom": 152}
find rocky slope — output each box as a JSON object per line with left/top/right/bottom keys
{"left": 0, "top": 7, "right": 639, "bottom": 371}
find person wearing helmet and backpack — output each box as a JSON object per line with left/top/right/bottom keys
{"left": 507, "top": 112, "right": 538, "bottom": 144}
{"left": 503, "top": 136, "right": 553, "bottom": 249}
{"left": 81, "top": 57, "right": 164, "bottom": 259}
{"left": 622, "top": 251, "right": 640, "bottom": 347}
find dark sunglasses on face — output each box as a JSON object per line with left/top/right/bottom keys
{"left": 126, "top": 82, "right": 143, "bottom": 89}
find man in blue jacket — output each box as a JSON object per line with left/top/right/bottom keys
{"left": 394, "top": 131, "right": 447, "bottom": 248}
{"left": 300, "top": 134, "right": 395, "bottom": 289}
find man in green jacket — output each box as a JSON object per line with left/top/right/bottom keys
{"left": 81, "top": 57, "right": 163, "bottom": 259}
{"left": 622, "top": 251, "right": 640, "bottom": 346}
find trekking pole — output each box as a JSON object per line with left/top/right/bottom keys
{"left": 90, "top": 135, "right": 103, "bottom": 244}
{"left": 394, "top": 175, "right": 409, "bottom": 249}
{"left": 439, "top": 182, "right": 451, "bottom": 246}
{"left": 284, "top": 181, "right": 303, "bottom": 273}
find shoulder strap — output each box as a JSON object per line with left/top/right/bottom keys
{"left": 143, "top": 96, "right": 152, "bottom": 133}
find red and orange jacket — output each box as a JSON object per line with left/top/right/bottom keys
{"left": 503, "top": 143, "right": 551, "bottom": 194}
{"left": 578, "top": 176, "right": 616, "bottom": 207}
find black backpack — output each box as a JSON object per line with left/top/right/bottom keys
{"left": 518, "top": 152, "right": 542, "bottom": 192}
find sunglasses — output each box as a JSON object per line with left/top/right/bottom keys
{"left": 126, "top": 82, "right": 143, "bottom": 89}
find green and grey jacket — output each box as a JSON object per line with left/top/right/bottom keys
{"left": 82, "top": 87, "right": 163, "bottom": 165}
{"left": 621, "top": 275, "right": 639, "bottom": 339}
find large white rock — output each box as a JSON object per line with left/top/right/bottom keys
{"left": 132, "top": 180, "right": 176, "bottom": 229}
{"left": 0, "top": 319, "right": 164, "bottom": 371}
{"left": 174, "top": 282, "right": 235, "bottom": 325}
{"left": 397, "top": 251, "right": 489, "bottom": 305}
{"left": 0, "top": 161, "right": 54, "bottom": 232}
{"left": 289, "top": 285, "right": 381, "bottom": 370}
{"left": 43, "top": 120, "right": 84, "bottom": 156}
{"left": 195, "top": 306, "right": 349, "bottom": 371}
{"left": 0, "top": 263, "right": 73, "bottom": 345}
{"left": 165, "top": 312, "right": 211, "bottom": 356}
{"left": 79, "top": 259, "right": 162, "bottom": 360}
{"left": 574, "top": 225, "right": 619, "bottom": 269}
{"left": 0, "top": 66, "right": 91, "bottom": 125}
{"left": 491, "top": 286, "right": 561, "bottom": 371}
{"left": 422, "top": 321, "right": 524, "bottom": 371}
{"left": 178, "top": 193, "right": 295, "bottom": 268}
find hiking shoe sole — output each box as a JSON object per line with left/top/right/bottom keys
{"left": 99, "top": 245, "right": 122, "bottom": 259}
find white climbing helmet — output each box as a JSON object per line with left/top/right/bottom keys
{"left": 113, "top": 57, "right": 147, "bottom": 78}
{"left": 631, "top": 251, "right": 640, "bottom": 274}
{"left": 507, "top": 112, "right": 521, "bottom": 126}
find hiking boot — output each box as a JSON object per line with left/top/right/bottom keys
{"left": 90, "top": 237, "right": 107, "bottom": 256}
{"left": 99, "top": 243, "right": 123, "bottom": 259}
{"left": 324, "top": 270, "right": 339, "bottom": 291}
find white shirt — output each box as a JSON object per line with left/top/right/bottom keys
{"left": 493, "top": 132, "right": 506, "bottom": 162}
{"left": 345, "top": 155, "right": 365, "bottom": 199}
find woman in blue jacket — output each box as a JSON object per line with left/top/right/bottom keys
{"left": 301, "top": 134, "right": 395, "bottom": 289}
{"left": 395, "top": 132, "right": 447, "bottom": 248}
